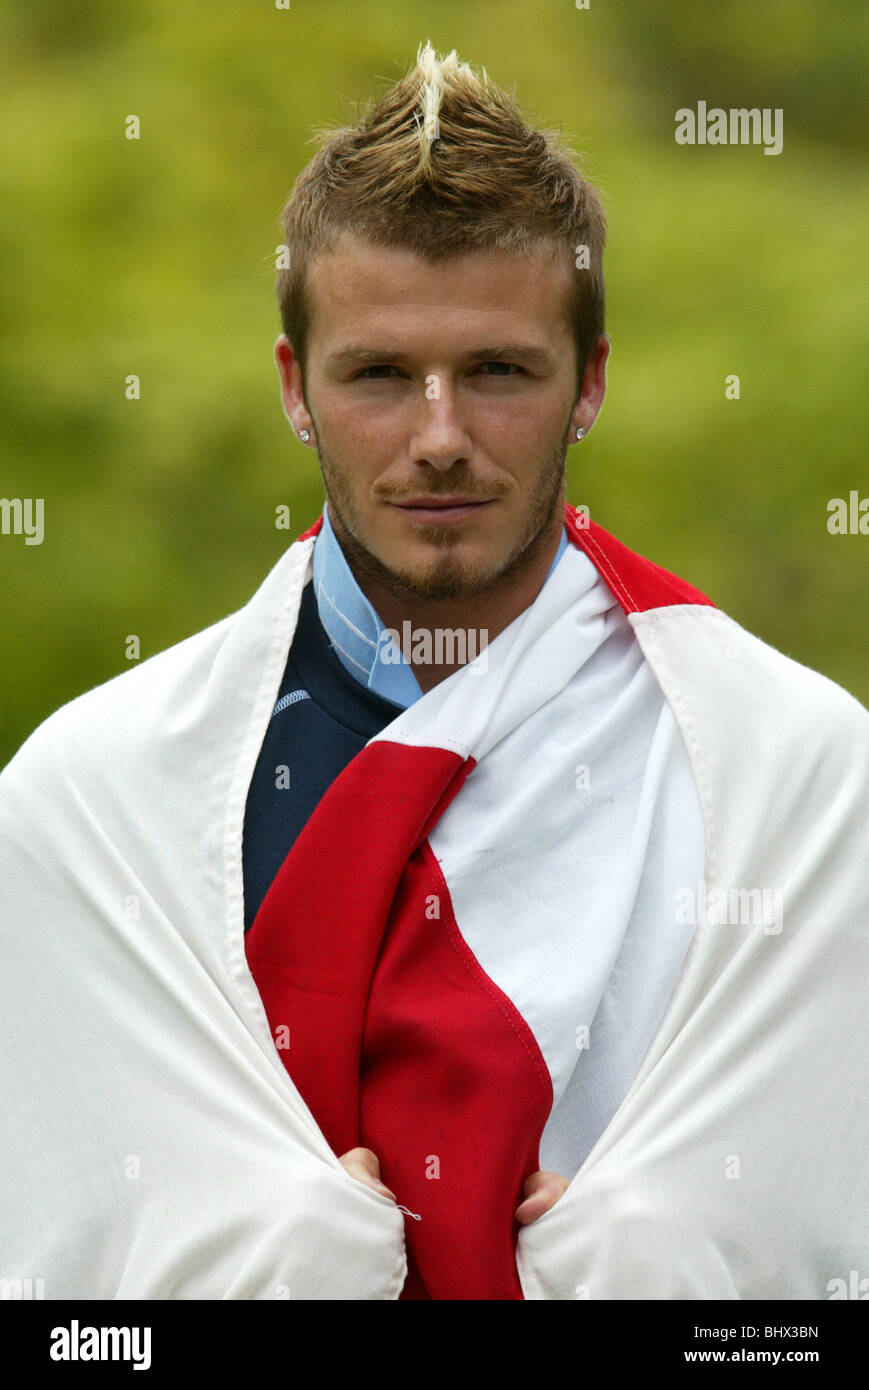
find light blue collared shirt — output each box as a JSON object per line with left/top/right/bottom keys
{"left": 312, "top": 501, "right": 569, "bottom": 710}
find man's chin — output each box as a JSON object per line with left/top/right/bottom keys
{"left": 375, "top": 557, "right": 496, "bottom": 601}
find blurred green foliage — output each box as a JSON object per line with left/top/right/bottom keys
{"left": 1, "top": 0, "right": 867, "bottom": 766}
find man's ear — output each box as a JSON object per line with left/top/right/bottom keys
{"left": 274, "top": 334, "right": 314, "bottom": 442}
{"left": 570, "top": 334, "right": 610, "bottom": 439}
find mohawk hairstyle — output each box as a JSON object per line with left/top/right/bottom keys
{"left": 275, "top": 39, "right": 606, "bottom": 393}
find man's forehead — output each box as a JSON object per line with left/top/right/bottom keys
{"left": 306, "top": 231, "right": 573, "bottom": 329}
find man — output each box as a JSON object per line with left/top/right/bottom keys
{"left": 1, "top": 41, "right": 868, "bottom": 1301}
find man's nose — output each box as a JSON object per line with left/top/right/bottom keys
{"left": 410, "top": 387, "right": 472, "bottom": 471}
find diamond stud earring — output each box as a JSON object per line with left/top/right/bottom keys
{"left": 575, "top": 427, "right": 586, "bottom": 440}
{"left": 299, "top": 429, "right": 311, "bottom": 442}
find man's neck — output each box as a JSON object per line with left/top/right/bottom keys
{"left": 340, "top": 509, "right": 566, "bottom": 695}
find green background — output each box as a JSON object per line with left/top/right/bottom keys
{"left": 1, "top": 0, "right": 867, "bottom": 767}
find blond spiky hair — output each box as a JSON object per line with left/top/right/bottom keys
{"left": 413, "top": 40, "right": 480, "bottom": 171}
{"left": 276, "top": 39, "right": 606, "bottom": 390}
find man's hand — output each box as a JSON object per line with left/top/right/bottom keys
{"left": 514, "top": 1169, "right": 570, "bottom": 1225}
{"left": 338, "top": 1146, "right": 397, "bottom": 1201}
{"left": 340, "top": 1149, "right": 568, "bottom": 1225}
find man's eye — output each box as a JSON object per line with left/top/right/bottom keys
{"left": 354, "top": 365, "right": 400, "bottom": 380}
{"left": 478, "top": 362, "right": 522, "bottom": 376}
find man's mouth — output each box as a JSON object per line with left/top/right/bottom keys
{"left": 390, "top": 497, "right": 496, "bottom": 524}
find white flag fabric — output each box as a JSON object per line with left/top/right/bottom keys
{"left": 1, "top": 513, "right": 867, "bottom": 1298}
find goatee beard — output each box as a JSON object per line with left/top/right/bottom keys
{"left": 317, "top": 431, "right": 569, "bottom": 603}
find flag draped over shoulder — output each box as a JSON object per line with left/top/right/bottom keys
{"left": 1, "top": 507, "right": 868, "bottom": 1298}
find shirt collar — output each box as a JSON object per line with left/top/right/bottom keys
{"left": 312, "top": 500, "right": 569, "bottom": 710}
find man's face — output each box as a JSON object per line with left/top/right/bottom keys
{"left": 281, "top": 232, "right": 602, "bottom": 600}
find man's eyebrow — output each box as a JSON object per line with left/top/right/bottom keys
{"left": 326, "top": 344, "right": 556, "bottom": 369}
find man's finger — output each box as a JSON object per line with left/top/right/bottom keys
{"left": 514, "top": 1169, "right": 570, "bottom": 1225}
{"left": 338, "top": 1146, "right": 397, "bottom": 1201}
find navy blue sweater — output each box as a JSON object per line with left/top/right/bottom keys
{"left": 242, "top": 579, "right": 404, "bottom": 931}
